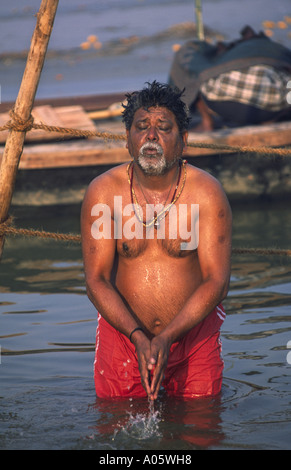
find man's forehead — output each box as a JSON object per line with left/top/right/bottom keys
{"left": 133, "top": 106, "right": 176, "bottom": 122}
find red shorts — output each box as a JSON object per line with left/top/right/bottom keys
{"left": 94, "top": 305, "right": 225, "bottom": 399}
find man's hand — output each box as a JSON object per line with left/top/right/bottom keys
{"left": 133, "top": 333, "right": 153, "bottom": 397}
{"left": 147, "top": 334, "right": 171, "bottom": 400}
{"left": 133, "top": 332, "right": 171, "bottom": 400}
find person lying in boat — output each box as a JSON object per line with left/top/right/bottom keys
{"left": 169, "top": 26, "right": 291, "bottom": 131}
{"left": 81, "top": 81, "right": 232, "bottom": 400}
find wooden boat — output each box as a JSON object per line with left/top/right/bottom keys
{"left": 0, "top": 93, "right": 291, "bottom": 205}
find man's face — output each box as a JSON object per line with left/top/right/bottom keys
{"left": 126, "top": 106, "right": 187, "bottom": 176}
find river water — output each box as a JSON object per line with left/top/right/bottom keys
{"left": 0, "top": 0, "right": 290, "bottom": 101}
{"left": 0, "top": 201, "right": 291, "bottom": 450}
{"left": 1, "top": 0, "right": 291, "bottom": 452}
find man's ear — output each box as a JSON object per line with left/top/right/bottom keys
{"left": 182, "top": 131, "right": 188, "bottom": 152}
{"left": 126, "top": 129, "right": 129, "bottom": 149}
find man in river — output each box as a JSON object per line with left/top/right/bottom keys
{"left": 81, "top": 81, "right": 232, "bottom": 400}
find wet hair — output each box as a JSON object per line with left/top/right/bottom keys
{"left": 122, "top": 81, "right": 190, "bottom": 134}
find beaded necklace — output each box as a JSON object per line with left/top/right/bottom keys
{"left": 134, "top": 162, "right": 179, "bottom": 218}
{"left": 127, "top": 159, "right": 187, "bottom": 229}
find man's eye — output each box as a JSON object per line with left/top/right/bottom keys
{"left": 135, "top": 124, "right": 171, "bottom": 132}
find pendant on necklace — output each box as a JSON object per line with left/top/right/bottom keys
{"left": 154, "top": 211, "right": 160, "bottom": 229}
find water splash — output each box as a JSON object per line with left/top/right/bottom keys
{"left": 113, "top": 400, "right": 162, "bottom": 441}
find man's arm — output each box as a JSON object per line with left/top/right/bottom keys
{"left": 81, "top": 175, "right": 153, "bottom": 396}
{"left": 148, "top": 175, "right": 232, "bottom": 399}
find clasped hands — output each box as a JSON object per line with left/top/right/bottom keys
{"left": 135, "top": 333, "right": 171, "bottom": 401}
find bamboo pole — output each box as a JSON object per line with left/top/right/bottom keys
{"left": 195, "top": 0, "right": 205, "bottom": 40}
{"left": 0, "top": 0, "right": 59, "bottom": 259}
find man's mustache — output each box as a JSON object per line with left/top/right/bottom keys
{"left": 139, "top": 142, "right": 164, "bottom": 156}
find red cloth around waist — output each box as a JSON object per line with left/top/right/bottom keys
{"left": 94, "top": 304, "right": 225, "bottom": 398}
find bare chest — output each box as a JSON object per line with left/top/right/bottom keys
{"left": 114, "top": 199, "right": 199, "bottom": 258}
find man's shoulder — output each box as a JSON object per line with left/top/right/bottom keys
{"left": 88, "top": 162, "right": 129, "bottom": 191}
{"left": 186, "top": 164, "right": 231, "bottom": 217}
{"left": 83, "top": 162, "right": 130, "bottom": 205}
{"left": 91, "top": 162, "right": 128, "bottom": 184}
{"left": 187, "top": 163, "right": 224, "bottom": 195}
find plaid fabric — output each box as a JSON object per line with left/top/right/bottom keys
{"left": 200, "top": 65, "right": 291, "bottom": 111}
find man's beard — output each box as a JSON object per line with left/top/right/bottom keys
{"left": 136, "top": 142, "right": 179, "bottom": 176}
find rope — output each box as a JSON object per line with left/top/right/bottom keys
{"left": 232, "top": 247, "right": 291, "bottom": 256}
{"left": 0, "top": 109, "right": 126, "bottom": 142}
{"left": 0, "top": 108, "right": 291, "bottom": 157}
{"left": 2, "top": 109, "right": 35, "bottom": 133}
{"left": 187, "top": 141, "right": 291, "bottom": 157}
{"left": 32, "top": 122, "right": 126, "bottom": 142}
{"left": 0, "top": 217, "right": 80, "bottom": 243}
{"left": 0, "top": 217, "right": 290, "bottom": 256}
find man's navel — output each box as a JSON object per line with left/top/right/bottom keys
{"left": 154, "top": 319, "right": 161, "bottom": 327}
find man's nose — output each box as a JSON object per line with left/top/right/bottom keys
{"left": 146, "top": 126, "right": 158, "bottom": 141}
